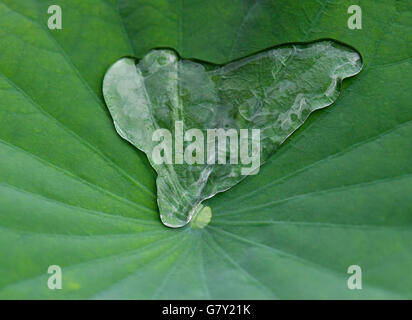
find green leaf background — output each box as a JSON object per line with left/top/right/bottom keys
{"left": 0, "top": 0, "right": 411, "bottom": 299}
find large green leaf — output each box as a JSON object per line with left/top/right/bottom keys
{"left": 0, "top": 0, "right": 411, "bottom": 299}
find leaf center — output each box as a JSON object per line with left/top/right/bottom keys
{"left": 190, "top": 205, "right": 212, "bottom": 229}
